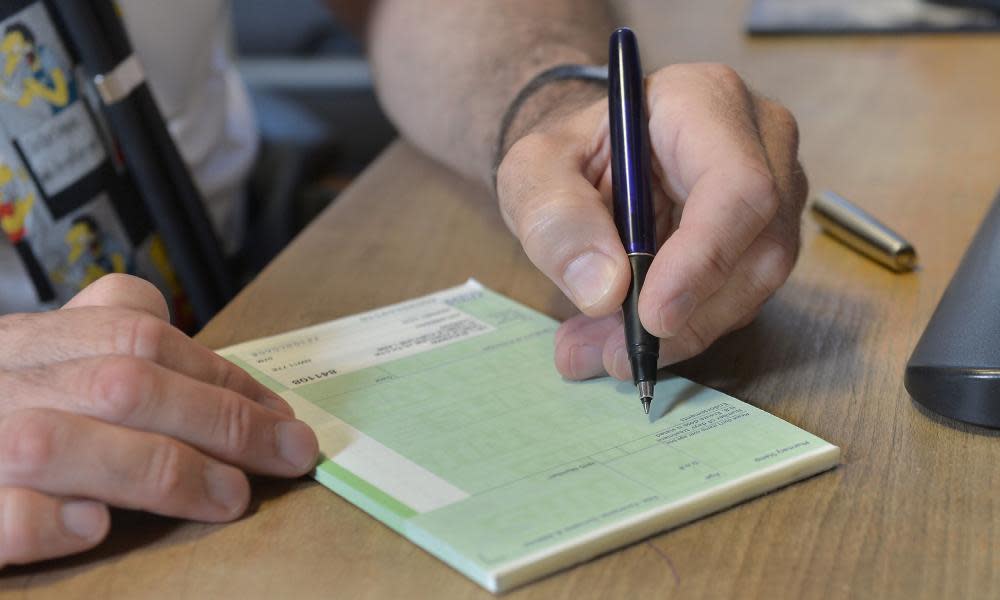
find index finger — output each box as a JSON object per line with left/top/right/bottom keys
{"left": 0, "top": 307, "right": 292, "bottom": 417}
{"left": 3, "top": 358, "right": 317, "bottom": 476}
{"left": 639, "top": 64, "right": 781, "bottom": 337}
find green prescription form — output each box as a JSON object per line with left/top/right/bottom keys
{"left": 220, "top": 280, "right": 840, "bottom": 593}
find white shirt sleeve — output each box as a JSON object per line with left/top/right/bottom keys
{"left": 116, "top": 0, "right": 258, "bottom": 253}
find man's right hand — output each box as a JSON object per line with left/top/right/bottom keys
{"left": 496, "top": 64, "right": 806, "bottom": 381}
{"left": 0, "top": 274, "right": 319, "bottom": 567}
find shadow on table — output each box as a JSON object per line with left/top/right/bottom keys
{"left": 0, "top": 477, "right": 305, "bottom": 588}
{"left": 909, "top": 398, "right": 1000, "bottom": 438}
{"left": 665, "top": 279, "right": 875, "bottom": 411}
{"left": 538, "top": 277, "right": 873, "bottom": 415}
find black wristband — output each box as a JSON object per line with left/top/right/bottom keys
{"left": 492, "top": 63, "right": 609, "bottom": 194}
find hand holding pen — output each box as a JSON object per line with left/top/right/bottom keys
{"left": 496, "top": 31, "right": 807, "bottom": 386}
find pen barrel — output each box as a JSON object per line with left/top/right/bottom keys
{"left": 609, "top": 28, "right": 656, "bottom": 255}
{"left": 623, "top": 253, "right": 659, "bottom": 386}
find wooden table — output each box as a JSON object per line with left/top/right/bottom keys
{"left": 4, "top": 1, "right": 1000, "bottom": 597}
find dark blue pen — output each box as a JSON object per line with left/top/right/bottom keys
{"left": 609, "top": 27, "right": 659, "bottom": 415}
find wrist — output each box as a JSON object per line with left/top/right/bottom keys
{"left": 505, "top": 78, "right": 607, "bottom": 148}
{"left": 492, "top": 64, "right": 607, "bottom": 192}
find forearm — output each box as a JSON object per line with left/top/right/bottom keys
{"left": 366, "top": 0, "right": 614, "bottom": 186}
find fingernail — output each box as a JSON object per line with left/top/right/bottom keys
{"left": 611, "top": 346, "right": 631, "bottom": 380}
{"left": 259, "top": 392, "right": 294, "bottom": 417}
{"left": 204, "top": 463, "right": 248, "bottom": 516}
{"left": 61, "top": 500, "right": 108, "bottom": 541}
{"left": 567, "top": 344, "right": 603, "bottom": 379}
{"left": 275, "top": 420, "right": 318, "bottom": 472}
{"left": 562, "top": 252, "right": 618, "bottom": 311}
{"left": 658, "top": 292, "right": 696, "bottom": 336}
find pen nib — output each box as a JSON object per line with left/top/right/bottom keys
{"left": 637, "top": 380, "right": 654, "bottom": 415}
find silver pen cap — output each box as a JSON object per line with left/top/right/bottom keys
{"left": 810, "top": 190, "right": 917, "bottom": 272}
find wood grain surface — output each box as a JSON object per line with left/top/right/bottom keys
{"left": 4, "top": 1, "right": 999, "bottom": 598}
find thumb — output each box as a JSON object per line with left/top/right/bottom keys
{"left": 496, "top": 132, "right": 630, "bottom": 316}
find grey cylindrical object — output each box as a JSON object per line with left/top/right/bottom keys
{"left": 811, "top": 190, "right": 917, "bottom": 272}
{"left": 905, "top": 193, "right": 1000, "bottom": 428}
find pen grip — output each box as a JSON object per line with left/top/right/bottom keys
{"left": 623, "top": 254, "right": 659, "bottom": 386}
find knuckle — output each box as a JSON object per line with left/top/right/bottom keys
{"left": 697, "top": 242, "right": 737, "bottom": 281}
{"left": 88, "top": 356, "right": 152, "bottom": 424}
{"left": 740, "top": 239, "right": 797, "bottom": 310}
{"left": 757, "top": 241, "right": 797, "bottom": 296}
{"left": 91, "top": 272, "right": 137, "bottom": 290}
{"left": 704, "top": 63, "right": 745, "bottom": 91}
{"left": 145, "top": 440, "right": 186, "bottom": 503}
{"left": 0, "top": 410, "right": 56, "bottom": 477}
{"left": 214, "top": 359, "right": 244, "bottom": 393}
{"left": 115, "top": 313, "right": 169, "bottom": 360}
{"left": 650, "top": 71, "right": 699, "bottom": 115}
{"left": 759, "top": 99, "right": 801, "bottom": 160}
{"left": 91, "top": 274, "right": 163, "bottom": 305}
{"left": 652, "top": 63, "right": 751, "bottom": 118}
{"left": 213, "top": 392, "right": 255, "bottom": 456}
{"left": 79, "top": 274, "right": 170, "bottom": 322}
{"left": 775, "top": 243, "right": 798, "bottom": 281}
{"left": 772, "top": 104, "right": 800, "bottom": 146}
{"left": 739, "top": 168, "right": 780, "bottom": 224}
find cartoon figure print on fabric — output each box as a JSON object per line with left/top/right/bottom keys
{"left": 148, "top": 235, "right": 196, "bottom": 331}
{"left": 0, "top": 159, "right": 36, "bottom": 243}
{"left": 50, "top": 214, "right": 128, "bottom": 291}
{"left": 0, "top": 20, "right": 75, "bottom": 116}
